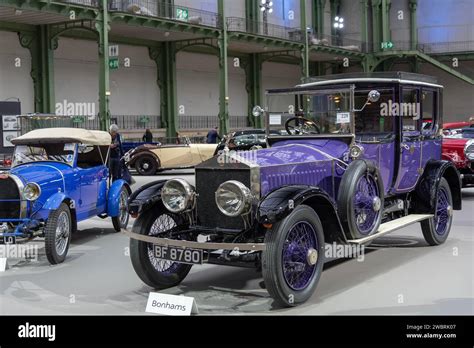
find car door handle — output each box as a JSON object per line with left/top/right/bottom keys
{"left": 401, "top": 143, "right": 410, "bottom": 151}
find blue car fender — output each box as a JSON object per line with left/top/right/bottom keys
{"left": 108, "top": 179, "right": 131, "bottom": 217}
{"left": 42, "top": 192, "right": 71, "bottom": 211}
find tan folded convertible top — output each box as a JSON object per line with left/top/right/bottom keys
{"left": 11, "top": 128, "right": 111, "bottom": 146}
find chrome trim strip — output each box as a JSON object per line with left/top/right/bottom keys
{"left": 7, "top": 174, "right": 27, "bottom": 219}
{"left": 297, "top": 78, "right": 443, "bottom": 89}
{"left": 122, "top": 229, "right": 266, "bottom": 251}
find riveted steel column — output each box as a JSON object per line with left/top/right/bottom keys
{"left": 97, "top": 0, "right": 110, "bottom": 131}
{"left": 218, "top": 0, "right": 229, "bottom": 136}
{"left": 381, "top": 0, "right": 391, "bottom": 50}
{"left": 163, "top": 42, "right": 178, "bottom": 138}
{"left": 371, "top": 0, "right": 381, "bottom": 52}
{"left": 360, "top": 0, "right": 369, "bottom": 52}
{"left": 313, "top": 0, "right": 326, "bottom": 37}
{"left": 245, "top": 54, "right": 263, "bottom": 128}
{"left": 18, "top": 26, "right": 55, "bottom": 114}
{"left": 148, "top": 44, "right": 177, "bottom": 138}
{"left": 409, "top": 0, "right": 418, "bottom": 50}
{"left": 245, "top": 0, "right": 258, "bottom": 34}
{"left": 301, "top": 0, "right": 309, "bottom": 79}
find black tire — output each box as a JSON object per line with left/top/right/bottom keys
{"left": 262, "top": 205, "right": 325, "bottom": 307}
{"left": 44, "top": 203, "right": 72, "bottom": 265}
{"left": 421, "top": 177, "right": 453, "bottom": 246}
{"left": 135, "top": 155, "right": 159, "bottom": 175}
{"left": 337, "top": 160, "right": 384, "bottom": 239}
{"left": 129, "top": 203, "right": 192, "bottom": 289}
{"left": 112, "top": 187, "right": 130, "bottom": 232}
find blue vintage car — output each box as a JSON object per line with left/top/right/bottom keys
{"left": 0, "top": 128, "right": 131, "bottom": 264}
{"left": 125, "top": 72, "right": 461, "bottom": 307}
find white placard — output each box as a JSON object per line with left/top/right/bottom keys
{"left": 145, "top": 292, "right": 198, "bottom": 316}
{"left": 2, "top": 115, "right": 19, "bottom": 130}
{"left": 109, "top": 45, "right": 119, "bottom": 57}
{"left": 2, "top": 131, "right": 20, "bottom": 148}
{"left": 336, "top": 112, "right": 350, "bottom": 124}
{"left": 269, "top": 114, "right": 282, "bottom": 125}
{"left": 0, "top": 258, "right": 9, "bottom": 272}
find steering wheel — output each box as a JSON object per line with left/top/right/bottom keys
{"left": 285, "top": 116, "right": 320, "bottom": 135}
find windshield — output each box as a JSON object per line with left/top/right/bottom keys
{"left": 13, "top": 143, "right": 76, "bottom": 167}
{"left": 266, "top": 90, "right": 352, "bottom": 136}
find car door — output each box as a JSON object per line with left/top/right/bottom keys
{"left": 156, "top": 145, "right": 192, "bottom": 168}
{"left": 395, "top": 87, "right": 422, "bottom": 192}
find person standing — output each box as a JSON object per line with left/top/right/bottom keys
{"left": 206, "top": 126, "right": 221, "bottom": 144}
{"left": 109, "top": 124, "right": 123, "bottom": 182}
{"left": 142, "top": 128, "right": 153, "bottom": 143}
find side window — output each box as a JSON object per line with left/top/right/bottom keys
{"left": 354, "top": 89, "right": 394, "bottom": 140}
{"left": 76, "top": 145, "right": 103, "bottom": 169}
{"left": 401, "top": 88, "right": 420, "bottom": 133}
{"left": 421, "top": 89, "right": 436, "bottom": 133}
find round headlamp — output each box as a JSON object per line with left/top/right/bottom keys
{"left": 465, "top": 139, "right": 474, "bottom": 160}
{"left": 350, "top": 145, "right": 364, "bottom": 159}
{"left": 23, "top": 182, "right": 41, "bottom": 201}
{"left": 161, "top": 179, "right": 195, "bottom": 213}
{"left": 215, "top": 180, "right": 253, "bottom": 217}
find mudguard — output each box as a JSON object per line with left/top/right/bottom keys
{"left": 128, "top": 180, "right": 167, "bottom": 216}
{"left": 108, "top": 179, "right": 131, "bottom": 217}
{"left": 258, "top": 185, "right": 346, "bottom": 243}
{"left": 415, "top": 160, "right": 462, "bottom": 213}
{"left": 42, "top": 192, "right": 70, "bottom": 211}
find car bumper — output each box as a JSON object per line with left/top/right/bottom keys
{"left": 122, "top": 229, "right": 266, "bottom": 251}
{"left": 460, "top": 173, "right": 474, "bottom": 186}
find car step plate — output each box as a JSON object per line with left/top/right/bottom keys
{"left": 348, "top": 214, "right": 434, "bottom": 245}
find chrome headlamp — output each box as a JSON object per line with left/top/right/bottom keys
{"left": 350, "top": 144, "right": 364, "bottom": 159}
{"left": 215, "top": 180, "right": 253, "bottom": 217}
{"left": 464, "top": 139, "right": 474, "bottom": 161}
{"left": 161, "top": 179, "right": 195, "bottom": 213}
{"left": 23, "top": 182, "right": 41, "bottom": 201}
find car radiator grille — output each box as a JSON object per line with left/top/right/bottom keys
{"left": 195, "top": 168, "right": 250, "bottom": 230}
{"left": 0, "top": 177, "right": 21, "bottom": 219}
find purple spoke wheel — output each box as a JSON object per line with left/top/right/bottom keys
{"left": 282, "top": 221, "right": 318, "bottom": 291}
{"left": 434, "top": 186, "right": 451, "bottom": 235}
{"left": 353, "top": 173, "right": 381, "bottom": 235}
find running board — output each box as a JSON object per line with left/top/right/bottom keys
{"left": 347, "top": 214, "right": 433, "bottom": 245}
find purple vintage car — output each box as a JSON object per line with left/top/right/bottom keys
{"left": 126, "top": 72, "right": 461, "bottom": 307}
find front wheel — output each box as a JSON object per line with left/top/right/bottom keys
{"left": 135, "top": 155, "right": 158, "bottom": 175}
{"left": 44, "top": 203, "right": 72, "bottom": 265}
{"left": 129, "top": 203, "right": 192, "bottom": 289}
{"left": 421, "top": 177, "right": 453, "bottom": 245}
{"left": 262, "top": 205, "right": 325, "bottom": 307}
{"left": 112, "top": 187, "right": 130, "bottom": 232}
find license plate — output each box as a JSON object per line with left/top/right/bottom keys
{"left": 2, "top": 236, "right": 16, "bottom": 245}
{"left": 153, "top": 245, "right": 204, "bottom": 265}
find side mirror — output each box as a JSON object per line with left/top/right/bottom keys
{"left": 368, "top": 90, "right": 381, "bottom": 103}
{"left": 354, "top": 90, "right": 381, "bottom": 112}
{"left": 252, "top": 105, "right": 264, "bottom": 117}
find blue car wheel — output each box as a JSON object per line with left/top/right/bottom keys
{"left": 44, "top": 203, "right": 72, "bottom": 265}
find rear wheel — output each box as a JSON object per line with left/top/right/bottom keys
{"left": 112, "top": 187, "right": 130, "bottom": 232}
{"left": 130, "top": 203, "right": 192, "bottom": 289}
{"left": 135, "top": 155, "right": 158, "bottom": 175}
{"left": 262, "top": 205, "right": 325, "bottom": 307}
{"left": 421, "top": 177, "right": 453, "bottom": 245}
{"left": 44, "top": 203, "right": 72, "bottom": 265}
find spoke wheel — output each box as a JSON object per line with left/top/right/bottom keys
{"left": 112, "top": 187, "right": 130, "bottom": 232}
{"left": 129, "top": 202, "right": 192, "bottom": 289}
{"left": 421, "top": 177, "right": 453, "bottom": 245}
{"left": 263, "top": 205, "right": 325, "bottom": 307}
{"left": 44, "top": 203, "right": 72, "bottom": 265}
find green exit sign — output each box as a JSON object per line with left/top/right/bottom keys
{"left": 109, "top": 57, "right": 119, "bottom": 70}
{"left": 381, "top": 41, "right": 394, "bottom": 49}
{"left": 176, "top": 8, "right": 189, "bottom": 21}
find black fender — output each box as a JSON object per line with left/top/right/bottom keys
{"left": 415, "top": 160, "right": 462, "bottom": 213}
{"left": 257, "top": 185, "right": 347, "bottom": 243}
{"left": 128, "top": 147, "right": 160, "bottom": 167}
{"left": 128, "top": 180, "right": 167, "bottom": 216}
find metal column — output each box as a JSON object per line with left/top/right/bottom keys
{"left": 218, "top": 0, "right": 229, "bottom": 136}
{"left": 97, "top": 0, "right": 110, "bottom": 131}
